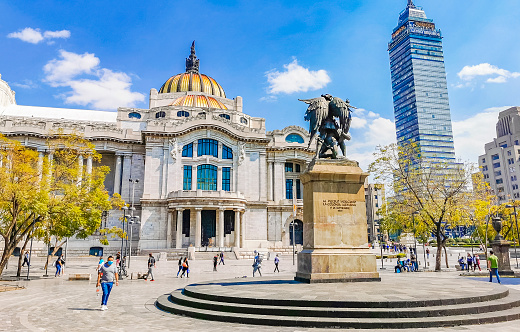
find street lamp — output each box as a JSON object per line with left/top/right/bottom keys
{"left": 121, "top": 206, "right": 128, "bottom": 267}
{"left": 127, "top": 210, "right": 139, "bottom": 269}
{"left": 412, "top": 211, "right": 419, "bottom": 270}
{"left": 506, "top": 204, "right": 520, "bottom": 269}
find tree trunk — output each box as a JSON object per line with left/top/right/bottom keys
{"left": 0, "top": 243, "right": 15, "bottom": 277}
{"left": 443, "top": 244, "right": 449, "bottom": 268}
{"left": 435, "top": 224, "right": 443, "bottom": 271}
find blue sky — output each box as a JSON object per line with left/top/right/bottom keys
{"left": 1, "top": 0, "right": 520, "bottom": 169}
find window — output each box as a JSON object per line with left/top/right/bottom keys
{"left": 508, "top": 151, "right": 512, "bottom": 156}
{"left": 493, "top": 162, "right": 501, "bottom": 168}
{"left": 516, "top": 140, "right": 519, "bottom": 146}
{"left": 496, "top": 178, "right": 503, "bottom": 184}
{"left": 182, "top": 143, "right": 193, "bottom": 157}
{"left": 224, "top": 210, "right": 235, "bottom": 234}
{"left": 296, "top": 179, "right": 302, "bottom": 199}
{"left": 128, "top": 112, "right": 141, "bottom": 119}
{"left": 510, "top": 167, "right": 516, "bottom": 173}
{"left": 513, "top": 176, "right": 518, "bottom": 182}
{"left": 509, "top": 158, "right": 515, "bottom": 165}
{"left": 498, "top": 187, "right": 504, "bottom": 193}
{"left": 155, "top": 111, "right": 166, "bottom": 118}
{"left": 219, "top": 113, "right": 230, "bottom": 120}
{"left": 484, "top": 173, "right": 489, "bottom": 179}
{"left": 240, "top": 117, "right": 248, "bottom": 124}
{"left": 482, "top": 165, "right": 488, "bottom": 171}
{"left": 177, "top": 111, "right": 189, "bottom": 117}
{"left": 183, "top": 166, "right": 192, "bottom": 190}
{"left": 197, "top": 164, "right": 217, "bottom": 190}
{"left": 492, "top": 154, "right": 499, "bottom": 160}
{"left": 285, "top": 162, "right": 294, "bottom": 172}
{"left": 295, "top": 164, "right": 301, "bottom": 173}
{"left": 500, "top": 144, "right": 508, "bottom": 148}
{"left": 222, "top": 167, "right": 231, "bottom": 191}
{"left": 197, "top": 139, "right": 218, "bottom": 158}
{"left": 482, "top": 158, "right": 486, "bottom": 163}
{"left": 182, "top": 210, "right": 190, "bottom": 237}
{"left": 222, "top": 145, "right": 233, "bottom": 159}
{"left": 285, "top": 134, "right": 304, "bottom": 144}
{"left": 495, "top": 171, "right": 502, "bottom": 176}
{"left": 286, "top": 179, "right": 293, "bottom": 199}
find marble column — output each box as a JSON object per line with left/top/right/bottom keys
{"left": 86, "top": 155, "right": 93, "bottom": 175}
{"left": 234, "top": 209, "right": 240, "bottom": 248}
{"left": 77, "top": 155, "right": 83, "bottom": 185}
{"left": 267, "top": 161, "right": 273, "bottom": 201}
{"left": 240, "top": 210, "right": 245, "bottom": 248}
{"left": 38, "top": 151, "right": 44, "bottom": 181}
{"left": 217, "top": 167, "right": 222, "bottom": 191}
{"left": 192, "top": 165, "right": 198, "bottom": 191}
{"left": 121, "top": 154, "right": 132, "bottom": 201}
{"left": 195, "top": 208, "right": 202, "bottom": 247}
{"left": 259, "top": 152, "right": 267, "bottom": 201}
{"left": 166, "top": 210, "right": 172, "bottom": 248}
{"left": 273, "top": 161, "right": 284, "bottom": 203}
{"left": 162, "top": 147, "right": 169, "bottom": 197}
{"left": 114, "top": 154, "right": 122, "bottom": 195}
{"left": 218, "top": 208, "right": 225, "bottom": 247}
{"left": 176, "top": 209, "right": 184, "bottom": 249}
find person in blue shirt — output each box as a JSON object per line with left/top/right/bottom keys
{"left": 274, "top": 255, "right": 280, "bottom": 273}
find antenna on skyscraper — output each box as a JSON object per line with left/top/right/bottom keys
{"left": 407, "top": 0, "right": 416, "bottom": 8}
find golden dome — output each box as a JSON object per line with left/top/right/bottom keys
{"left": 159, "top": 41, "right": 226, "bottom": 98}
{"left": 159, "top": 72, "right": 225, "bottom": 98}
{"left": 171, "top": 94, "right": 227, "bottom": 110}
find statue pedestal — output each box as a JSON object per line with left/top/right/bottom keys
{"left": 295, "top": 159, "right": 380, "bottom": 283}
{"left": 491, "top": 240, "right": 515, "bottom": 276}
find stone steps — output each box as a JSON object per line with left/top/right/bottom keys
{"left": 156, "top": 294, "right": 520, "bottom": 329}
{"left": 155, "top": 276, "right": 520, "bottom": 329}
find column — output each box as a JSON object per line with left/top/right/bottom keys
{"left": 176, "top": 208, "right": 183, "bottom": 249}
{"left": 192, "top": 165, "right": 198, "bottom": 190}
{"left": 240, "top": 210, "right": 245, "bottom": 248}
{"left": 218, "top": 208, "right": 225, "bottom": 247}
{"left": 217, "top": 167, "right": 222, "bottom": 191}
{"left": 38, "top": 151, "right": 44, "bottom": 181}
{"left": 195, "top": 208, "right": 202, "bottom": 247}
{"left": 267, "top": 161, "right": 273, "bottom": 201}
{"left": 162, "top": 146, "right": 169, "bottom": 197}
{"left": 166, "top": 210, "right": 172, "bottom": 248}
{"left": 86, "top": 155, "right": 93, "bottom": 175}
{"left": 47, "top": 152, "right": 54, "bottom": 186}
{"left": 114, "top": 154, "right": 122, "bottom": 195}
{"left": 121, "top": 154, "right": 132, "bottom": 201}
{"left": 77, "top": 155, "right": 83, "bottom": 185}
{"left": 259, "top": 152, "right": 267, "bottom": 201}
{"left": 273, "top": 161, "right": 283, "bottom": 203}
{"left": 234, "top": 209, "right": 240, "bottom": 248}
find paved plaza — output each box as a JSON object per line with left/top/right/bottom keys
{"left": 0, "top": 252, "right": 520, "bottom": 331}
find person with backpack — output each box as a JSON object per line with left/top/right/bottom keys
{"left": 176, "top": 257, "right": 183, "bottom": 277}
{"left": 219, "top": 251, "right": 225, "bottom": 265}
{"left": 96, "top": 255, "right": 119, "bottom": 311}
{"left": 146, "top": 253, "right": 156, "bottom": 281}
{"left": 252, "top": 251, "right": 262, "bottom": 277}
{"left": 180, "top": 258, "right": 189, "bottom": 278}
{"left": 22, "top": 251, "right": 30, "bottom": 267}
{"left": 55, "top": 255, "right": 64, "bottom": 277}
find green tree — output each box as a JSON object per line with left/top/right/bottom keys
{"left": 369, "top": 141, "right": 474, "bottom": 271}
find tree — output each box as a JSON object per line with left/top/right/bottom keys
{"left": 0, "top": 135, "right": 47, "bottom": 275}
{"left": 369, "top": 141, "right": 474, "bottom": 271}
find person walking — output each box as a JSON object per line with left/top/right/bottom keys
{"left": 219, "top": 252, "right": 225, "bottom": 265}
{"left": 146, "top": 253, "right": 156, "bottom": 281}
{"left": 274, "top": 255, "right": 280, "bottom": 273}
{"left": 55, "top": 255, "right": 64, "bottom": 277}
{"left": 473, "top": 254, "right": 481, "bottom": 271}
{"left": 96, "top": 256, "right": 119, "bottom": 311}
{"left": 180, "top": 258, "right": 189, "bottom": 278}
{"left": 22, "top": 251, "right": 30, "bottom": 267}
{"left": 466, "top": 253, "right": 473, "bottom": 271}
{"left": 426, "top": 248, "right": 430, "bottom": 259}
{"left": 213, "top": 254, "right": 218, "bottom": 272}
{"left": 96, "top": 256, "right": 104, "bottom": 272}
{"left": 176, "top": 257, "right": 183, "bottom": 277}
{"left": 410, "top": 253, "right": 418, "bottom": 272}
{"left": 252, "top": 251, "right": 262, "bottom": 277}
{"left": 488, "top": 250, "right": 501, "bottom": 283}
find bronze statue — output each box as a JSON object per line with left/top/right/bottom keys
{"left": 300, "top": 94, "right": 356, "bottom": 159}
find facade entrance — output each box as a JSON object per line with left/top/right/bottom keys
{"left": 290, "top": 219, "right": 303, "bottom": 245}
{"left": 201, "top": 210, "right": 216, "bottom": 246}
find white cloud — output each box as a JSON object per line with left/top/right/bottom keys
{"left": 7, "top": 27, "right": 71, "bottom": 44}
{"left": 457, "top": 63, "right": 520, "bottom": 85}
{"left": 266, "top": 59, "right": 330, "bottom": 94}
{"left": 452, "top": 107, "right": 509, "bottom": 163}
{"left": 11, "top": 80, "right": 38, "bottom": 89}
{"left": 350, "top": 117, "right": 367, "bottom": 129}
{"left": 43, "top": 50, "right": 144, "bottom": 110}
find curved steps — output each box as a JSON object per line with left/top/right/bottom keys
{"left": 155, "top": 278, "right": 520, "bottom": 329}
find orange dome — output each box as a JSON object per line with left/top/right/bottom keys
{"left": 171, "top": 94, "right": 227, "bottom": 110}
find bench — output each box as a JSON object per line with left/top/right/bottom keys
{"left": 68, "top": 273, "right": 91, "bottom": 281}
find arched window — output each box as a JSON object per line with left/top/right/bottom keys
{"left": 128, "top": 112, "right": 141, "bottom": 119}
{"left": 177, "top": 110, "right": 190, "bottom": 117}
{"left": 240, "top": 117, "right": 248, "bottom": 124}
{"left": 222, "top": 144, "right": 233, "bottom": 159}
{"left": 182, "top": 143, "right": 193, "bottom": 157}
{"left": 285, "top": 133, "right": 304, "bottom": 143}
{"left": 155, "top": 111, "right": 166, "bottom": 119}
{"left": 197, "top": 139, "right": 218, "bottom": 158}
{"left": 219, "top": 113, "right": 230, "bottom": 120}
{"left": 197, "top": 164, "right": 217, "bottom": 191}
{"left": 290, "top": 219, "right": 303, "bottom": 245}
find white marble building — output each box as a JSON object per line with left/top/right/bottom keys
{"left": 0, "top": 44, "right": 313, "bottom": 254}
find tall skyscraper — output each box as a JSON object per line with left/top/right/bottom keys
{"left": 388, "top": 0, "right": 456, "bottom": 163}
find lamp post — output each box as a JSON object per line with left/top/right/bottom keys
{"left": 379, "top": 226, "right": 385, "bottom": 270}
{"left": 128, "top": 179, "right": 139, "bottom": 269}
{"left": 506, "top": 203, "right": 520, "bottom": 269}
{"left": 121, "top": 206, "right": 128, "bottom": 266}
{"left": 128, "top": 212, "right": 139, "bottom": 269}
{"left": 412, "top": 211, "right": 418, "bottom": 271}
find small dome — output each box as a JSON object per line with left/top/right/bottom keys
{"left": 159, "top": 72, "right": 225, "bottom": 98}
{"left": 158, "top": 41, "right": 226, "bottom": 98}
{"left": 171, "top": 94, "right": 227, "bottom": 110}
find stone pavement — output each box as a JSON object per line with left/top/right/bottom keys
{"left": 0, "top": 255, "right": 520, "bottom": 331}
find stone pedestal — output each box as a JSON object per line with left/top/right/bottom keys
{"left": 295, "top": 159, "right": 380, "bottom": 283}
{"left": 491, "top": 240, "right": 515, "bottom": 276}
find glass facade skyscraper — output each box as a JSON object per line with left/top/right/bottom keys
{"left": 388, "top": 0, "right": 456, "bottom": 163}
